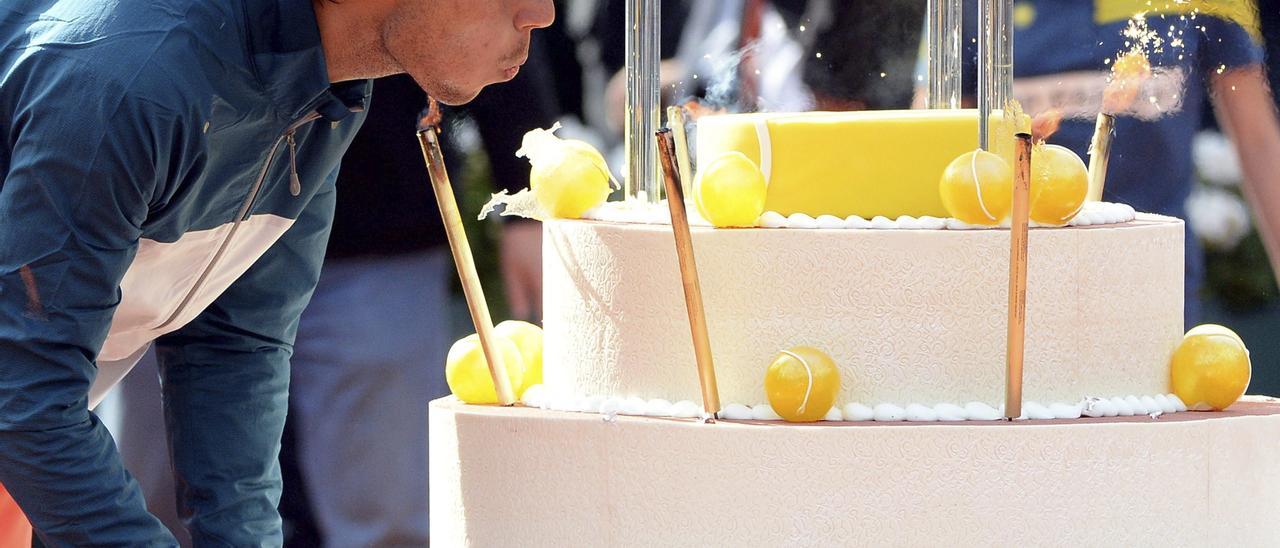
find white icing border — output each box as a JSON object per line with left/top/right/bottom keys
{"left": 758, "top": 201, "right": 1138, "bottom": 230}
{"left": 581, "top": 201, "right": 1138, "bottom": 230}
{"left": 519, "top": 385, "right": 1188, "bottom": 423}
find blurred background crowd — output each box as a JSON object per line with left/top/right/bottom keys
{"left": 10, "top": 0, "right": 1278, "bottom": 545}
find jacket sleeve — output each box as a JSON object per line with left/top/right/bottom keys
{"left": 0, "top": 86, "right": 187, "bottom": 541}
{"left": 153, "top": 175, "right": 337, "bottom": 542}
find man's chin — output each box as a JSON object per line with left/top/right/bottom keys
{"left": 405, "top": 74, "right": 483, "bottom": 106}
{"left": 426, "top": 87, "right": 482, "bottom": 106}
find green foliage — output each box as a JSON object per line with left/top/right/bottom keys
{"left": 1203, "top": 230, "right": 1278, "bottom": 312}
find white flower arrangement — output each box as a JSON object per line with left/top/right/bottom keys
{"left": 1187, "top": 186, "right": 1252, "bottom": 251}
{"left": 1192, "top": 131, "right": 1243, "bottom": 187}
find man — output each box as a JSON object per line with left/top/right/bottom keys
{"left": 0, "top": 0, "right": 554, "bottom": 544}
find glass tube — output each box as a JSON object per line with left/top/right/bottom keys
{"left": 926, "top": 0, "right": 962, "bottom": 109}
{"left": 977, "top": 0, "right": 1014, "bottom": 149}
{"left": 624, "top": 0, "right": 662, "bottom": 203}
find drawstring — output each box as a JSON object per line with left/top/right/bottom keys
{"left": 287, "top": 132, "right": 301, "bottom": 197}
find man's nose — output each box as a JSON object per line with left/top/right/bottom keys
{"left": 516, "top": 0, "right": 555, "bottom": 31}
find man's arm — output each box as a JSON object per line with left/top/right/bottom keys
{"left": 0, "top": 88, "right": 179, "bottom": 542}
{"left": 154, "top": 178, "right": 337, "bottom": 545}
{"left": 1212, "top": 65, "right": 1280, "bottom": 289}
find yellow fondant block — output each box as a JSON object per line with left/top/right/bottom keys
{"left": 696, "top": 109, "right": 1029, "bottom": 219}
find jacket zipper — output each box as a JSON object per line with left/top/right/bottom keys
{"left": 155, "top": 112, "right": 322, "bottom": 331}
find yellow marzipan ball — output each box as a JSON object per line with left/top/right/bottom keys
{"left": 1029, "top": 144, "right": 1088, "bottom": 226}
{"left": 939, "top": 149, "right": 1013, "bottom": 226}
{"left": 529, "top": 139, "right": 613, "bottom": 219}
{"left": 446, "top": 334, "right": 526, "bottom": 404}
{"left": 764, "top": 346, "right": 841, "bottom": 423}
{"left": 1171, "top": 324, "right": 1251, "bottom": 411}
{"left": 495, "top": 320, "right": 543, "bottom": 395}
{"left": 694, "top": 152, "right": 768, "bottom": 227}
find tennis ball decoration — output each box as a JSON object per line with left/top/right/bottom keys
{"left": 764, "top": 346, "right": 841, "bottom": 422}
{"left": 939, "top": 149, "right": 1013, "bottom": 226}
{"left": 495, "top": 320, "right": 544, "bottom": 394}
{"left": 1171, "top": 324, "right": 1251, "bottom": 411}
{"left": 1029, "top": 144, "right": 1088, "bottom": 226}
{"left": 446, "top": 334, "right": 526, "bottom": 404}
{"left": 516, "top": 123, "right": 615, "bottom": 218}
{"left": 694, "top": 152, "right": 768, "bottom": 227}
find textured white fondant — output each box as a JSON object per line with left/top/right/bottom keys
{"left": 430, "top": 398, "right": 1280, "bottom": 546}
{"left": 543, "top": 216, "right": 1183, "bottom": 410}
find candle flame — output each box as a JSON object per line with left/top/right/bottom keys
{"left": 683, "top": 100, "right": 727, "bottom": 121}
{"left": 1031, "top": 109, "right": 1063, "bottom": 143}
{"left": 1103, "top": 50, "right": 1153, "bottom": 114}
{"left": 419, "top": 97, "right": 443, "bottom": 131}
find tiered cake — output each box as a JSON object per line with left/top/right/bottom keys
{"left": 430, "top": 110, "right": 1280, "bottom": 545}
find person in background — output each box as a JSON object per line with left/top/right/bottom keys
{"left": 786, "top": 0, "right": 925, "bottom": 111}
{"left": 938, "top": 0, "right": 1280, "bottom": 324}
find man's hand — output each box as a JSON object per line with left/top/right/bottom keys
{"left": 1212, "top": 65, "right": 1280, "bottom": 289}
{"left": 500, "top": 221, "right": 543, "bottom": 321}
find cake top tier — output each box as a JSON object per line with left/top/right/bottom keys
{"left": 695, "top": 109, "right": 1030, "bottom": 219}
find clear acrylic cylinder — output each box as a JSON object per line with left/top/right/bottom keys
{"left": 625, "top": 0, "right": 662, "bottom": 203}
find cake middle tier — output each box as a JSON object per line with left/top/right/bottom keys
{"left": 543, "top": 216, "right": 1185, "bottom": 408}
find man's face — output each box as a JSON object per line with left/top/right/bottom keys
{"left": 383, "top": 0, "right": 554, "bottom": 104}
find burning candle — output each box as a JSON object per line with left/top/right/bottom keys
{"left": 1088, "top": 50, "right": 1152, "bottom": 202}
{"left": 418, "top": 100, "right": 516, "bottom": 406}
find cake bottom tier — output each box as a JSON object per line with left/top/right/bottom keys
{"left": 430, "top": 397, "right": 1280, "bottom": 546}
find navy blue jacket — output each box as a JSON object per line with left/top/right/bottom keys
{"left": 0, "top": 0, "right": 368, "bottom": 542}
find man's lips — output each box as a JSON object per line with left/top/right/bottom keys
{"left": 500, "top": 52, "right": 529, "bottom": 81}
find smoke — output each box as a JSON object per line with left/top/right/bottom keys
{"left": 696, "top": 40, "right": 762, "bottom": 112}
